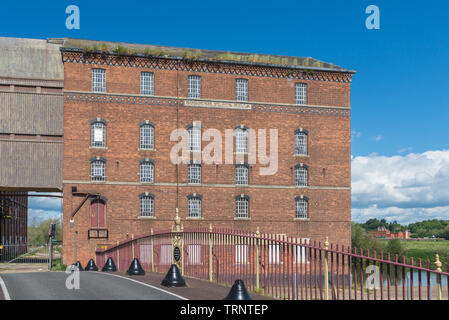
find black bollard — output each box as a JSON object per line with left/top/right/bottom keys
{"left": 161, "top": 264, "right": 186, "bottom": 287}
{"left": 73, "top": 261, "right": 84, "bottom": 271}
{"left": 127, "top": 258, "right": 145, "bottom": 276}
{"left": 101, "top": 257, "right": 118, "bottom": 272}
{"left": 85, "top": 258, "right": 98, "bottom": 271}
{"left": 224, "top": 280, "right": 252, "bottom": 300}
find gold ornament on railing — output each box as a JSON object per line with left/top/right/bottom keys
{"left": 173, "top": 208, "right": 181, "bottom": 232}
{"left": 324, "top": 236, "right": 329, "bottom": 250}
{"left": 435, "top": 254, "right": 442, "bottom": 272}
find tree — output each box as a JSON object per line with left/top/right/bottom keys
{"left": 352, "top": 222, "right": 385, "bottom": 256}
{"left": 27, "top": 218, "right": 62, "bottom": 244}
{"left": 386, "top": 239, "right": 406, "bottom": 258}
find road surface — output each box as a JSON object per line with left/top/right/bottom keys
{"left": 0, "top": 271, "right": 185, "bottom": 300}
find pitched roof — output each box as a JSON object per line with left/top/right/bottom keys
{"left": 59, "top": 38, "right": 355, "bottom": 73}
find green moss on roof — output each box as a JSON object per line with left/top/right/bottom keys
{"left": 61, "top": 38, "right": 354, "bottom": 72}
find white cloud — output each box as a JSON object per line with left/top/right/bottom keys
{"left": 352, "top": 150, "right": 449, "bottom": 223}
{"left": 375, "top": 135, "right": 382, "bottom": 142}
{"left": 28, "top": 192, "right": 62, "bottom": 222}
{"left": 28, "top": 208, "right": 62, "bottom": 223}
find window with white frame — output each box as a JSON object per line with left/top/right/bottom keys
{"left": 295, "top": 196, "right": 309, "bottom": 219}
{"left": 295, "top": 164, "right": 308, "bottom": 187}
{"left": 91, "top": 119, "right": 106, "bottom": 148}
{"left": 188, "top": 75, "right": 201, "bottom": 98}
{"left": 188, "top": 194, "right": 202, "bottom": 218}
{"left": 235, "top": 164, "right": 248, "bottom": 185}
{"left": 295, "top": 83, "right": 307, "bottom": 105}
{"left": 187, "top": 123, "right": 201, "bottom": 151}
{"left": 140, "top": 159, "right": 154, "bottom": 183}
{"left": 236, "top": 78, "right": 248, "bottom": 101}
{"left": 91, "top": 158, "right": 106, "bottom": 182}
{"left": 188, "top": 162, "right": 201, "bottom": 184}
{"left": 140, "top": 72, "right": 154, "bottom": 96}
{"left": 140, "top": 193, "right": 154, "bottom": 217}
{"left": 235, "top": 126, "right": 248, "bottom": 153}
{"left": 140, "top": 121, "right": 154, "bottom": 150}
{"left": 235, "top": 195, "right": 249, "bottom": 218}
{"left": 92, "top": 69, "right": 106, "bottom": 93}
{"left": 294, "top": 129, "right": 308, "bottom": 155}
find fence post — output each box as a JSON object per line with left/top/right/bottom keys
{"left": 172, "top": 208, "right": 184, "bottom": 275}
{"left": 255, "top": 227, "right": 261, "bottom": 292}
{"left": 435, "top": 254, "right": 442, "bottom": 300}
{"left": 209, "top": 224, "right": 213, "bottom": 282}
{"left": 131, "top": 234, "right": 135, "bottom": 260}
{"left": 324, "top": 236, "right": 329, "bottom": 300}
{"left": 48, "top": 237, "right": 53, "bottom": 271}
{"left": 150, "top": 228, "right": 154, "bottom": 273}
{"left": 117, "top": 240, "right": 120, "bottom": 271}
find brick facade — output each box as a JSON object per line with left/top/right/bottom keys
{"left": 62, "top": 46, "right": 354, "bottom": 265}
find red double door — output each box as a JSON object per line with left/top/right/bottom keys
{"left": 90, "top": 199, "right": 106, "bottom": 228}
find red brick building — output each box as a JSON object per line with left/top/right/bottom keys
{"left": 369, "top": 226, "right": 410, "bottom": 239}
{"left": 61, "top": 39, "right": 355, "bottom": 265}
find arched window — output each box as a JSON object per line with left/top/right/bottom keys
{"left": 139, "top": 159, "right": 154, "bottom": 183}
{"left": 295, "top": 196, "right": 309, "bottom": 219}
{"left": 187, "top": 122, "right": 201, "bottom": 151}
{"left": 187, "top": 193, "right": 202, "bottom": 218}
{"left": 90, "top": 196, "right": 107, "bottom": 228}
{"left": 140, "top": 193, "right": 154, "bottom": 217}
{"left": 294, "top": 128, "right": 308, "bottom": 155}
{"left": 90, "top": 157, "right": 106, "bottom": 182}
{"left": 295, "top": 163, "right": 308, "bottom": 187}
{"left": 139, "top": 120, "right": 154, "bottom": 150}
{"left": 235, "top": 194, "right": 249, "bottom": 218}
{"left": 91, "top": 118, "right": 106, "bottom": 148}
{"left": 235, "top": 125, "right": 248, "bottom": 154}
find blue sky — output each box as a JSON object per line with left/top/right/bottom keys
{"left": 2, "top": 0, "right": 448, "bottom": 224}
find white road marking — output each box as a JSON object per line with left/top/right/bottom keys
{"left": 0, "top": 276, "right": 11, "bottom": 300}
{"left": 93, "top": 272, "right": 188, "bottom": 300}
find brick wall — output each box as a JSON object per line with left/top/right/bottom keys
{"left": 62, "top": 53, "right": 353, "bottom": 265}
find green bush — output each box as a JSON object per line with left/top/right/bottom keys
{"left": 385, "top": 239, "right": 406, "bottom": 257}
{"left": 28, "top": 218, "right": 62, "bottom": 244}
{"left": 51, "top": 262, "right": 67, "bottom": 272}
{"left": 351, "top": 223, "right": 386, "bottom": 256}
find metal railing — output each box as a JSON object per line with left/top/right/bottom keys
{"left": 0, "top": 242, "right": 62, "bottom": 266}
{"left": 95, "top": 226, "right": 449, "bottom": 300}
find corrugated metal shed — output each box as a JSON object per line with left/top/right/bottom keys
{"left": 0, "top": 92, "right": 63, "bottom": 135}
{"left": 0, "top": 37, "right": 63, "bottom": 191}
{"left": 0, "top": 140, "right": 62, "bottom": 191}
{"left": 0, "top": 37, "right": 63, "bottom": 80}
